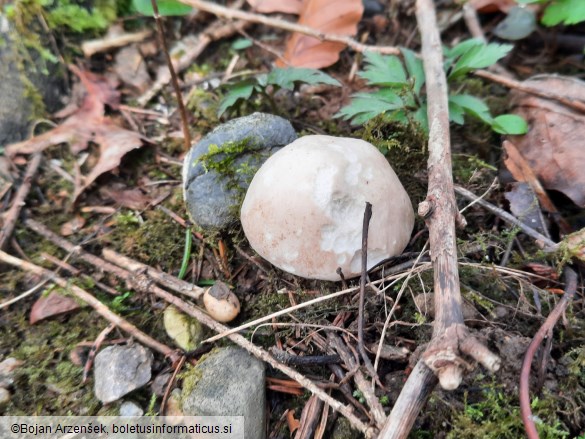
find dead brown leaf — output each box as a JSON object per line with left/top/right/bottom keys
{"left": 114, "top": 45, "right": 152, "bottom": 93}
{"left": 507, "top": 75, "right": 585, "bottom": 208}
{"left": 276, "top": 0, "right": 363, "bottom": 68}
{"left": 100, "top": 185, "right": 151, "bottom": 210}
{"left": 5, "top": 66, "right": 145, "bottom": 200}
{"left": 504, "top": 182, "right": 547, "bottom": 235}
{"left": 30, "top": 291, "right": 82, "bottom": 324}
{"left": 60, "top": 215, "right": 87, "bottom": 236}
{"left": 246, "top": 0, "right": 302, "bottom": 14}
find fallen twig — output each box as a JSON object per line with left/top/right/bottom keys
{"left": 138, "top": 19, "right": 248, "bottom": 105}
{"left": 520, "top": 267, "right": 578, "bottom": 439}
{"left": 82, "top": 29, "right": 152, "bottom": 57}
{"left": 328, "top": 332, "right": 387, "bottom": 430}
{"left": 151, "top": 0, "right": 191, "bottom": 152}
{"left": 454, "top": 185, "right": 557, "bottom": 250}
{"left": 178, "top": 0, "right": 400, "bottom": 55}
{"left": 474, "top": 69, "right": 585, "bottom": 113}
{"left": 0, "top": 250, "right": 179, "bottom": 362}
{"left": 380, "top": 0, "right": 501, "bottom": 436}
{"left": 357, "top": 202, "right": 382, "bottom": 389}
{"left": 0, "top": 153, "right": 42, "bottom": 250}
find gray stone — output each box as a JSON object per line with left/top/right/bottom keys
{"left": 0, "top": 357, "right": 23, "bottom": 388}
{"left": 182, "top": 112, "right": 296, "bottom": 231}
{"left": 0, "top": 15, "right": 65, "bottom": 146}
{"left": 0, "top": 387, "right": 10, "bottom": 412}
{"left": 182, "top": 346, "right": 265, "bottom": 439}
{"left": 120, "top": 400, "right": 144, "bottom": 417}
{"left": 94, "top": 344, "right": 153, "bottom": 404}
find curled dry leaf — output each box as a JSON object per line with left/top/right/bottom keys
{"left": 276, "top": 0, "right": 364, "bottom": 68}
{"left": 5, "top": 66, "right": 146, "bottom": 200}
{"left": 507, "top": 75, "right": 585, "bottom": 207}
{"left": 246, "top": 0, "right": 303, "bottom": 14}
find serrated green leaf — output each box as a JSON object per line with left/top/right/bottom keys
{"left": 449, "top": 94, "right": 493, "bottom": 124}
{"left": 218, "top": 82, "right": 255, "bottom": 116}
{"left": 359, "top": 51, "right": 407, "bottom": 86}
{"left": 266, "top": 68, "right": 340, "bottom": 91}
{"left": 491, "top": 114, "right": 528, "bottom": 134}
{"left": 541, "top": 0, "right": 585, "bottom": 26}
{"left": 401, "top": 48, "right": 425, "bottom": 95}
{"left": 449, "top": 41, "right": 513, "bottom": 79}
{"left": 132, "top": 0, "right": 193, "bottom": 16}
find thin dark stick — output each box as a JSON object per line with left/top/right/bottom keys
{"left": 270, "top": 347, "right": 340, "bottom": 366}
{"left": 520, "top": 267, "right": 578, "bottom": 439}
{"left": 161, "top": 354, "right": 186, "bottom": 415}
{"left": 358, "top": 202, "right": 377, "bottom": 382}
{"left": 0, "top": 152, "right": 42, "bottom": 250}
{"left": 150, "top": 0, "right": 191, "bottom": 152}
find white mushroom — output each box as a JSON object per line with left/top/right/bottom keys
{"left": 203, "top": 281, "right": 240, "bottom": 323}
{"left": 241, "top": 135, "right": 414, "bottom": 281}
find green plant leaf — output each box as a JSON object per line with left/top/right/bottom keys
{"left": 541, "top": 0, "right": 585, "bottom": 26}
{"left": 231, "top": 38, "right": 253, "bottom": 50}
{"left": 448, "top": 41, "right": 513, "bottom": 79}
{"left": 412, "top": 104, "right": 428, "bottom": 132}
{"left": 448, "top": 100, "right": 465, "bottom": 125}
{"left": 336, "top": 91, "right": 404, "bottom": 125}
{"left": 266, "top": 68, "right": 340, "bottom": 90}
{"left": 218, "top": 81, "right": 255, "bottom": 116}
{"left": 491, "top": 114, "right": 528, "bottom": 134}
{"left": 359, "top": 52, "right": 407, "bottom": 86}
{"left": 132, "top": 0, "right": 193, "bottom": 16}
{"left": 449, "top": 94, "right": 493, "bottom": 124}
{"left": 401, "top": 48, "right": 425, "bottom": 95}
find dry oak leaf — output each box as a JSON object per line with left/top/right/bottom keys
{"left": 5, "top": 66, "right": 145, "bottom": 199}
{"left": 246, "top": 0, "right": 303, "bottom": 14}
{"left": 276, "top": 0, "right": 364, "bottom": 69}
{"left": 507, "top": 75, "right": 585, "bottom": 207}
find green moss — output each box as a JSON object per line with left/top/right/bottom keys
{"left": 448, "top": 380, "right": 569, "bottom": 439}
{"left": 194, "top": 137, "right": 268, "bottom": 222}
{"left": 360, "top": 116, "right": 427, "bottom": 207}
{"left": 104, "top": 209, "right": 185, "bottom": 273}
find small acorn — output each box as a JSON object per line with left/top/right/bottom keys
{"left": 203, "top": 281, "right": 240, "bottom": 323}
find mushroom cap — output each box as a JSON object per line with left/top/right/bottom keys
{"left": 203, "top": 281, "right": 241, "bottom": 323}
{"left": 241, "top": 135, "right": 414, "bottom": 281}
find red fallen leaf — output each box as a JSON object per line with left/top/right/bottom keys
{"left": 507, "top": 75, "right": 585, "bottom": 208}
{"left": 5, "top": 65, "right": 145, "bottom": 199}
{"left": 468, "top": 0, "right": 517, "bottom": 13}
{"left": 285, "top": 409, "right": 301, "bottom": 434}
{"left": 276, "top": 0, "right": 363, "bottom": 68}
{"left": 246, "top": 0, "right": 302, "bottom": 14}
{"left": 30, "top": 291, "right": 81, "bottom": 324}
{"left": 523, "top": 262, "right": 559, "bottom": 280}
